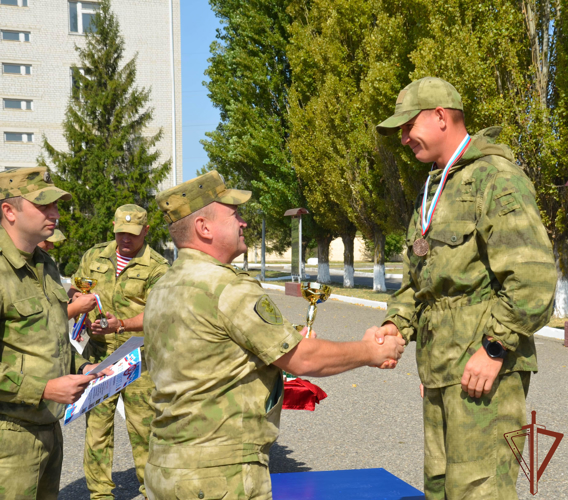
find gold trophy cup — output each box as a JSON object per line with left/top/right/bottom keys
{"left": 74, "top": 277, "right": 109, "bottom": 329}
{"left": 300, "top": 282, "right": 332, "bottom": 338}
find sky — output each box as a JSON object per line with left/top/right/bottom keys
{"left": 180, "top": 2, "right": 222, "bottom": 182}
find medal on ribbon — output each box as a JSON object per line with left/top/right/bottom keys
{"left": 413, "top": 134, "right": 471, "bottom": 257}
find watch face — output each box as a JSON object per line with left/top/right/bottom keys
{"left": 487, "top": 341, "right": 504, "bottom": 357}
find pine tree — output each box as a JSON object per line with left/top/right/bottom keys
{"left": 39, "top": 0, "right": 171, "bottom": 276}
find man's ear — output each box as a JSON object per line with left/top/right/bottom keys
{"left": 434, "top": 107, "right": 448, "bottom": 130}
{"left": 142, "top": 225, "right": 150, "bottom": 237}
{"left": 194, "top": 216, "right": 213, "bottom": 241}
{"left": 1, "top": 202, "right": 18, "bottom": 223}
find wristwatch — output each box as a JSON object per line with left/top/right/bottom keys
{"left": 77, "top": 362, "right": 90, "bottom": 375}
{"left": 116, "top": 319, "right": 125, "bottom": 335}
{"left": 482, "top": 337, "right": 507, "bottom": 359}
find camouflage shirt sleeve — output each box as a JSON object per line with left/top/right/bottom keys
{"left": 477, "top": 171, "right": 556, "bottom": 350}
{"left": 218, "top": 278, "right": 303, "bottom": 365}
{"left": 383, "top": 211, "right": 419, "bottom": 343}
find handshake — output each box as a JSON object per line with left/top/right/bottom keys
{"left": 366, "top": 322, "right": 405, "bottom": 369}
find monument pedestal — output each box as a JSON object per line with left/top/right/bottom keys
{"left": 285, "top": 282, "right": 302, "bottom": 297}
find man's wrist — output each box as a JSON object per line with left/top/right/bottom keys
{"left": 77, "top": 362, "right": 90, "bottom": 375}
{"left": 482, "top": 336, "right": 507, "bottom": 359}
{"left": 116, "top": 319, "right": 125, "bottom": 334}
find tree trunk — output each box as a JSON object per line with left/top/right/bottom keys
{"left": 301, "top": 241, "right": 308, "bottom": 280}
{"left": 554, "top": 238, "right": 568, "bottom": 317}
{"left": 341, "top": 232, "right": 355, "bottom": 288}
{"left": 243, "top": 251, "right": 249, "bottom": 271}
{"left": 373, "top": 228, "right": 387, "bottom": 292}
{"left": 317, "top": 235, "right": 333, "bottom": 284}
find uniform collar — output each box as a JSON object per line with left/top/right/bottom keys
{"left": 0, "top": 227, "right": 47, "bottom": 270}
{"left": 178, "top": 248, "right": 224, "bottom": 266}
{"left": 99, "top": 240, "right": 151, "bottom": 267}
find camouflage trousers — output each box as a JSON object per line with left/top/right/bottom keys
{"left": 145, "top": 462, "right": 272, "bottom": 500}
{"left": 423, "top": 371, "right": 530, "bottom": 500}
{"left": 83, "top": 342, "right": 156, "bottom": 499}
{"left": 0, "top": 417, "right": 63, "bottom": 500}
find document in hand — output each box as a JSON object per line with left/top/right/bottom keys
{"left": 64, "top": 341, "right": 143, "bottom": 425}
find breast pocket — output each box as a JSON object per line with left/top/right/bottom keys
{"left": 88, "top": 262, "right": 111, "bottom": 282}
{"left": 123, "top": 269, "right": 149, "bottom": 300}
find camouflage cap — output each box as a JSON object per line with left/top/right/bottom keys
{"left": 46, "top": 229, "right": 66, "bottom": 243}
{"left": 156, "top": 170, "right": 252, "bottom": 224}
{"left": 0, "top": 167, "right": 72, "bottom": 205}
{"left": 377, "top": 77, "right": 463, "bottom": 136}
{"left": 113, "top": 204, "right": 147, "bottom": 235}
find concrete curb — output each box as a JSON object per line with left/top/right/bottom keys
{"left": 534, "top": 326, "right": 564, "bottom": 341}
{"left": 261, "top": 283, "right": 388, "bottom": 310}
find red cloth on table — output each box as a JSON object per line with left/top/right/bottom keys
{"left": 283, "top": 378, "right": 327, "bottom": 411}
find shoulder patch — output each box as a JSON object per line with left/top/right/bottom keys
{"left": 254, "top": 295, "right": 283, "bottom": 325}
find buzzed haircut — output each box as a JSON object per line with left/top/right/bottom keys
{"left": 168, "top": 203, "right": 217, "bottom": 248}
{"left": 0, "top": 197, "right": 23, "bottom": 222}
{"left": 447, "top": 108, "right": 465, "bottom": 125}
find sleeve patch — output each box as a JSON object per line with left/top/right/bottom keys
{"left": 254, "top": 295, "right": 283, "bottom": 325}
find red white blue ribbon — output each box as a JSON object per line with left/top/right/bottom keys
{"left": 72, "top": 313, "right": 87, "bottom": 341}
{"left": 421, "top": 134, "right": 471, "bottom": 236}
{"left": 94, "top": 293, "right": 104, "bottom": 316}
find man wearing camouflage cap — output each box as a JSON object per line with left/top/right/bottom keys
{"left": 375, "top": 77, "right": 556, "bottom": 499}
{"left": 143, "top": 170, "right": 406, "bottom": 499}
{"left": 0, "top": 167, "right": 105, "bottom": 498}
{"left": 69, "top": 204, "right": 169, "bottom": 500}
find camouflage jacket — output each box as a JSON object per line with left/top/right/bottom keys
{"left": 384, "top": 128, "right": 556, "bottom": 388}
{"left": 73, "top": 241, "right": 169, "bottom": 353}
{"left": 143, "top": 249, "right": 303, "bottom": 469}
{"left": 0, "top": 228, "right": 88, "bottom": 425}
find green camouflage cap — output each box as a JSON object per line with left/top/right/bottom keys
{"left": 156, "top": 171, "right": 251, "bottom": 224}
{"left": 0, "top": 167, "right": 71, "bottom": 205}
{"left": 377, "top": 77, "right": 463, "bottom": 136}
{"left": 46, "top": 229, "right": 66, "bottom": 243}
{"left": 113, "top": 204, "right": 147, "bottom": 235}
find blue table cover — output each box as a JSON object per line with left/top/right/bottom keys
{"left": 271, "top": 468, "right": 425, "bottom": 500}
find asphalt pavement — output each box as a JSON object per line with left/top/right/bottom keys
{"left": 59, "top": 290, "right": 568, "bottom": 499}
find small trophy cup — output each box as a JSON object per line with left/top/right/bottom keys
{"left": 300, "top": 282, "right": 331, "bottom": 338}
{"left": 72, "top": 278, "right": 108, "bottom": 340}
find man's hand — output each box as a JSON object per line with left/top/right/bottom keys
{"left": 42, "top": 373, "right": 100, "bottom": 404}
{"left": 460, "top": 346, "right": 503, "bottom": 398}
{"left": 363, "top": 326, "right": 405, "bottom": 368}
{"left": 90, "top": 313, "right": 120, "bottom": 335}
{"left": 69, "top": 294, "right": 97, "bottom": 315}
{"left": 299, "top": 326, "right": 317, "bottom": 339}
{"left": 372, "top": 323, "right": 404, "bottom": 369}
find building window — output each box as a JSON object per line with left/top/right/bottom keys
{"left": 1, "top": 30, "right": 30, "bottom": 42}
{"left": 5, "top": 132, "right": 34, "bottom": 143}
{"left": 69, "top": 2, "right": 99, "bottom": 34}
{"left": 3, "top": 99, "right": 33, "bottom": 110}
{"left": 2, "top": 63, "right": 32, "bottom": 75}
{"left": 0, "top": 0, "right": 29, "bottom": 6}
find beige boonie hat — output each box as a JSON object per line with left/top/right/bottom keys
{"left": 377, "top": 77, "right": 463, "bottom": 136}
{"left": 156, "top": 170, "right": 251, "bottom": 224}
{"left": 46, "top": 229, "right": 66, "bottom": 243}
{"left": 0, "top": 167, "right": 71, "bottom": 205}
{"left": 113, "top": 204, "right": 147, "bottom": 235}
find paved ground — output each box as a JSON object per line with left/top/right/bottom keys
{"left": 60, "top": 290, "right": 568, "bottom": 499}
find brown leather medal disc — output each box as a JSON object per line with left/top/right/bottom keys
{"left": 413, "top": 238, "right": 429, "bottom": 257}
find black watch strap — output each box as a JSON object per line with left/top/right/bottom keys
{"left": 482, "top": 337, "right": 507, "bottom": 359}
{"left": 77, "top": 362, "right": 90, "bottom": 375}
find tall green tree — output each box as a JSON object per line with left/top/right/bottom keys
{"left": 39, "top": 0, "right": 170, "bottom": 276}
{"left": 203, "top": 0, "right": 336, "bottom": 279}
{"left": 288, "top": 0, "right": 416, "bottom": 290}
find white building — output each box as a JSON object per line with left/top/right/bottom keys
{"left": 0, "top": 0, "right": 182, "bottom": 189}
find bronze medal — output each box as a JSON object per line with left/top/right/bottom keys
{"left": 413, "top": 238, "right": 429, "bottom": 257}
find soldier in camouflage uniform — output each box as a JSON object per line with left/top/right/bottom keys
{"left": 69, "top": 205, "right": 169, "bottom": 500}
{"left": 376, "top": 78, "right": 557, "bottom": 499}
{"left": 0, "top": 167, "right": 104, "bottom": 499}
{"left": 143, "top": 171, "right": 406, "bottom": 499}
